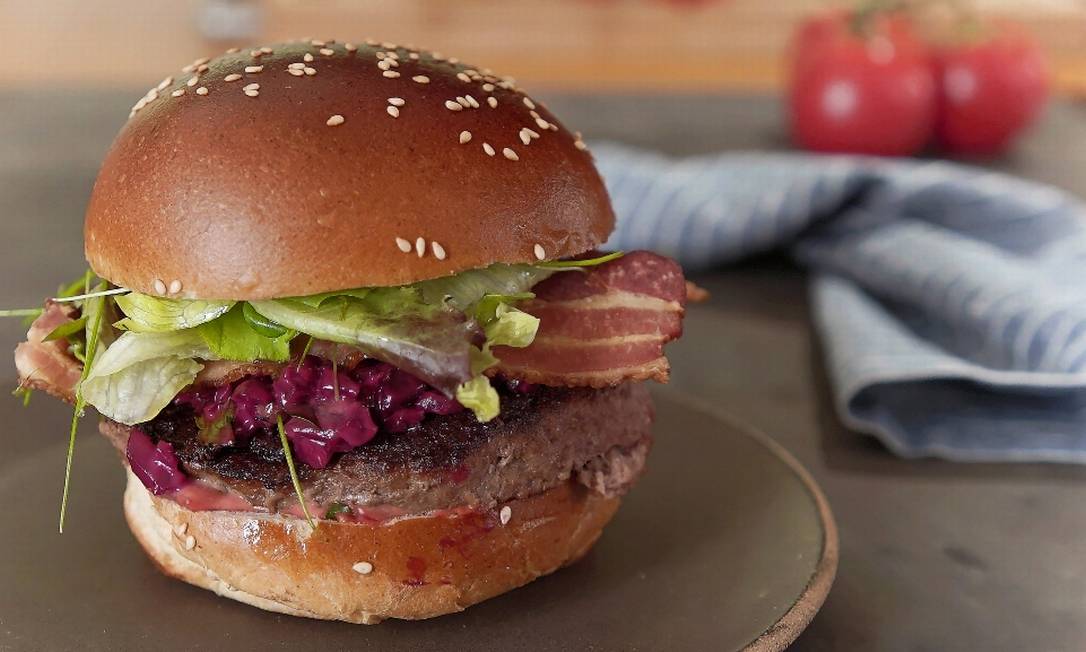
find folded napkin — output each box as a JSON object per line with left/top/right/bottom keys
{"left": 594, "top": 144, "right": 1086, "bottom": 462}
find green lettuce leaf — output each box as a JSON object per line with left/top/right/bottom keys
{"left": 250, "top": 287, "right": 476, "bottom": 394}
{"left": 114, "top": 293, "right": 234, "bottom": 333}
{"left": 479, "top": 300, "right": 539, "bottom": 348}
{"left": 81, "top": 330, "right": 214, "bottom": 425}
{"left": 196, "top": 304, "right": 294, "bottom": 362}
{"left": 44, "top": 315, "right": 87, "bottom": 342}
{"left": 455, "top": 375, "right": 500, "bottom": 422}
{"left": 418, "top": 264, "right": 553, "bottom": 311}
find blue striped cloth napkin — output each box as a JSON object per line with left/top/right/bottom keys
{"left": 594, "top": 144, "right": 1086, "bottom": 463}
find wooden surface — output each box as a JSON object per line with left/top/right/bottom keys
{"left": 0, "top": 90, "right": 1085, "bottom": 650}
{"left": 3, "top": 0, "right": 1086, "bottom": 95}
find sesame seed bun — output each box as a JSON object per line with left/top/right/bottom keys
{"left": 84, "top": 41, "right": 614, "bottom": 300}
{"left": 123, "top": 469, "right": 619, "bottom": 623}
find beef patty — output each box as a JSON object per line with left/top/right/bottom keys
{"left": 99, "top": 382, "right": 654, "bottom": 515}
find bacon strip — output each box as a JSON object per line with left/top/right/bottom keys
{"left": 492, "top": 251, "right": 687, "bottom": 388}
{"left": 14, "top": 302, "right": 83, "bottom": 403}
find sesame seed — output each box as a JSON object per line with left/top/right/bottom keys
{"left": 575, "top": 139, "right": 588, "bottom": 151}
{"left": 519, "top": 131, "right": 531, "bottom": 145}
{"left": 153, "top": 279, "right": 167, "bottom": 295}
{"left": 168, "top": 279, "right": 182, "bottom": 294}
{"left": 415, "top": 237, "right": 426, "bottom": 258}
{"left": 288, "top": 68, "right": 303, "bottom": 76}
{"left": 184, "top": 535, "right": 196, "bottom": 550}
{"left": 186, "top": 76, "right": 199, "bottom": 87}
{"left": 483, "top": 142, "right": 495, "bottom": 156}
{"left": 549, "top": 123, "right": 559, "bottom": 131}
{"left": 243, "top": 82, "right": 260, "bottom": 91}
{"left": 459, "top": 130, "right": 472, "bottom": 144}
{"left": 387, "top": 51, "right": 400, "bottom": 60}
{"left": 174, "top": 522, "right": 188, "bottom": 535}
{"left": 387, "top": 97, "right": 405, "bottom": 106}
{"left": 194, "top": 57, "right": 210, "bottom": 65}
{"left": 304, "top": 67, "right": 317, "bottom": 76}
{"left": 482, "top": 83, "right": 495, "bottom": 92}
{"left": 197, "top": 64, "right": 209, "bottom": 73}
{"left": 382, "top": 70, "right": 400, "bottom": 78}
{"left": 182, "top": 64, "right": 195, "bottom": 73}
{"left": 444, "top": 100, "right": 463, "bottom": 111}
{"left": 375, "top": 51, "right": 387, "bottom": 60}
{"left": 365, "top": 38, "right": 378, "bottom": 46}
{"left": 310, "top": 39, "right": 326, "bottom": 46}
{"left": 529, "top": 110, "right": 540, "bottom": 119}
{"left": 523, "top": 97, "right": 536, "bottom": 109}
{"left": 503, "top": 147, "right": 519, "bottom": 161}
{"left": 454, "top": 96, "right": 469, "bottom": 108}
{"left": 303, "top": 52, "right": 314, "bottom": 62}
{"left": 431, "top": 241, "right": 447, "bottom": 260}
{"left": 500, "top": 505, "right": 512, "bottom": 525}
{"left": 386, "top": 106, "right": 400, "bottom": 118}
{"left": 326, "top": 114, "right": 345, "bottom": 126}
{"left": 352, "top": 561, "right": 374, "bottom": 575}
{"left": 224, "top": 73, "right": 242, "bottom": 82}
{"left": 457, "top": 72, "right": 471, "bottom": 83}
{"left": 196, "top": 86, "right": 208, "bottom": 95}
{"left": 157, "top": 77, "right": 173, "bottom": 90}
{"left": 226, "top": 47, "right": 240, "bottom": 54}
{"left": 408, "top": 52, "right": 420, "bottom": 60}
{"left": 487, "top": 96, "right": 498, "bottom": 108}
{"left": 412, "top": 75, "right": 429, "bottom": 84}
{"left": 171, "top": 89, "right": 185, "bottom": 97}
{"left": 534, "top": 244, "right": 546, "bottom": 260}
{"left": 381, "top": 41, "right": 396, "bottom": 49}
{"left": 260, "top": 46, "right": 273, "bottom": 54}
{"left": 395, "top": 237, "right": 412, "bottom": 253}
{"left": 345, "top": 43, "right": 357, "bottom": 52}
{"left": 377, "top": 59, "right": 391, "bottom": 71}
{"left": 319, "top": 48, "right": 334, "bottom": 56}
{"left": 535, "top": 118, "right": 550, "bottom": 130}
{"left": 431, "top": 51, "right": 444, "bottom": 60}
{"left": 524, "top": 127, "right": 540, "bottom": 139}
{"left": 244, "top": 65, "right": 263, "bottom": 73}
{"left": 288, "top": 62, "right": 306, "bottom": 69}
{"left": 448, "top": 57, "right": 460, "bottom": 64}
{"left": 244, "top": 89, "right": 259, "bottom": 97}
{"left": 464, "top": 95, "right": 479, "bottom": 108}
{"left": 250, "top": 50, "right": 262, "bottom": 57}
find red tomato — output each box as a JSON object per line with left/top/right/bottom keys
{"left": 789, "top": 13, "right": 936, "bottom": 156}
{"left": 935, "top": 25, "right": 1049, "bottom": 156}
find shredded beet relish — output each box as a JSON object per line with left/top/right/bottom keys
{"left": 145, "top": 356, "right": 536, "bottom": 472}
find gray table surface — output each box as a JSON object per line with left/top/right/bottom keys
{"left": 1, "top": 90, "right": 1084, "bottom": 651}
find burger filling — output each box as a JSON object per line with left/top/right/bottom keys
{"left": 14, "top": 251, "right": 690, "bottom": 522}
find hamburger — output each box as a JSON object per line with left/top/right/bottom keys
{"left": 13, "top": 39, "right": 692, "bottom": 623}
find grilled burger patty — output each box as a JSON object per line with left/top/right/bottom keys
{"left": 100, "top": 382, "right": 654, "bottom": 515}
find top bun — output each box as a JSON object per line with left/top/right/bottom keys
{"left": 84, "top": 40, "right": 614, "bottom": 300}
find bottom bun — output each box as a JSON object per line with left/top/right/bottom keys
{"left": 123, "top": 469, "right": 621, "bottom": 623}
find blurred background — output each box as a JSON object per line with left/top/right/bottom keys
{"left": 4, "top": 0, "right": 1086, "bottom": 94}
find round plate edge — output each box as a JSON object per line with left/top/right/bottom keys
{"left": 655, "top": 389, "right": 839, "bottom": 652}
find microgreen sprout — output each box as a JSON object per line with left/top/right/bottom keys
{"left": 59, "top": 285, "right": 107, "bottom": 533}
{"left": 276, "top": 414, "right": 316, "bottom": 529}
{"left": 535, "top": 251, "right": 623, "bottom": 269}
{"left": 51, "top": 287, "right": 129, "bottom": 303}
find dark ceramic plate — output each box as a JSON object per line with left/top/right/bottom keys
{"left": 0, "top": 389, "right": 836, "bottom": 651}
